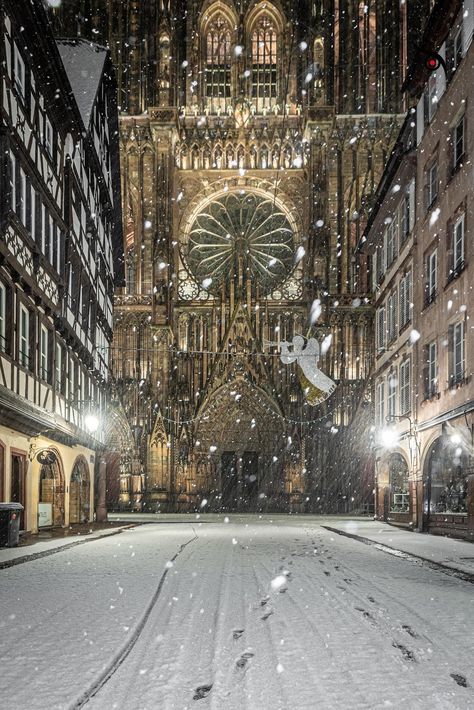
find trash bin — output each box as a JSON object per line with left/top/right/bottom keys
{"left": 0, "top": 503, "right": 24, "bottom": 547}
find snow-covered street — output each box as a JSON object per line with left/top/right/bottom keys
{"left": 1, "top": 516, "right": 474, "bottom": 710}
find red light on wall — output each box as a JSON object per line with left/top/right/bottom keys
{"left": 426, "top": 55, "right": 440, "bottom": 71}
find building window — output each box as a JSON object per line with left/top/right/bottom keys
{"left": 205, "top": 15, "right": 232, "bottom": 113}
{"left": 399, "top": 359, "right": 411, "bottom": 414}
{"left": 40, "top": 325, "right": 49, "bottom": 381}
{"left": 453, "top": 26, "right": 463, "bottom": 70}
{"left": 30, "top": 186, "right": 36, "bottom": 242}
{"left": 19, "top": 304, "right": 30, "bottom": 368}
{"left": 450, "top": 213, "right": 465, "bottom": 277}
{"left": 389, "top": 454, "right": 409, "bottom": 512}
{"left": 40, "top": 202, "right": 47, "bottom": 255}
{"left": 376, "top": 306, "right": 386, "bottom": 352}
{"left": 9, "top": 152, "right": 16, "bottom": 211}
{"left": 399, "top": 271, "right": 411, "bottom": 328}
{"left": 55, "top": 342, "right": 64, "bottom": 393}
{"left": 19, "top": 167, "right": 27, "bottom": 225}
{"left": 387, "top": 370, "right": 397, "bottom": 418}
{"left": 48, "top": 215, "right": 55, "bottom": 264}
{"left": 251, "top": 14, "right": 278, "bottom": 110}
{"left": 449, "top": 321, "right": 465, "bottom": 386}
{"left": 375, "top": 242, "right": 385, "bottom": 283}
{"left": 425, "top": 341, "right": 438, "bottom": 398}
{"left": 376, "top": 381, "right": 385, "bottom": 425}
{"left": 0, "top": 283, "right": 6, "bottom": 352}
{"left": 427, "top": 161, "right": 438, "bottom": 208}
{"left": 44, "top": 116, "right": 53, "bottom": 157}
{"left": 425, "top": 249, "right": 437, "bottom": 306}
{"left": 386, "top": 221, "right": 397, "bottom": 267}
{"left": 387, "top": 290, "right": 397, "bottom": 342}
{"left": 399, "top": 195, "right": 410, "bottom": 245}
{"left": 453, "top": 115, "right": 465, "bottom": 171}
{"left": 14, "top": 44, "right": 25, "bottom": 99}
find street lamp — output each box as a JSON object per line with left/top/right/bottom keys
{"left": 84, "top": 413, "right": 100, "bottom": 434}
{"left": 378, "top": 426, "right": 399, "bottom": 449}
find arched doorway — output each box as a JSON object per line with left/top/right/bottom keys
{"left": 195, "top": 378, "right": 286, "bottom": 511}
{"left": 39, "top": 451, "right": 65, "bottom": 527}
{"left": 69, "top": 458, "right": 91, "bottom": 523}
{"left": 388, "top": 453, "right": 409, "bottom": 513}
{"left": 424, "top": 436, "right": 468, "bottom": 529}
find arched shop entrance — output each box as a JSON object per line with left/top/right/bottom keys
{"left": 424, "top": 436, "right": 469, "bottom": 533}
{"left": 69, "top": 457, "right": 91, "bottom": 523}
{"left": 388, "top": 453, "right": 409, "bottom": 514}
{"left": 39, "top": 450, "right": 65, "bottom": 527}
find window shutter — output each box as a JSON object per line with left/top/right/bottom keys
{"left": 408, "top": 179, "right": 416, "bottom": 231}
{"left": 454, "top": 215, "right": 464, "bottom": 266}
{"left": 399, "top": 277, "right": 406, "bottom": 327}
{"left": 423, "top": 345, "right": 430, "bottom": 398}
{"left": 406, "top": 271, "right": 412, "bottom": 321}
{"left": 416, "top": 99, "right": 424, "bottom": 145}
{"left": 430, "top": 251, "right": 437, "bottom": 295}
{"left": 436, "top": 45, "right": 446, "bottom": 99}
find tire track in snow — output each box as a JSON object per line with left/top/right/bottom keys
{"left": 68, "top": 530, "right": 198, "bottom": 709}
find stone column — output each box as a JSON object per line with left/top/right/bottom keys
{"left": 466, "top": 474, "right": 474, "bottom": 540}
{"left": 96, "top": 458, "right": 108, "bottom": 523}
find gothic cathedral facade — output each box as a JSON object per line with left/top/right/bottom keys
{"left": 49, "top": 0, "right": 429, "bottom": 512}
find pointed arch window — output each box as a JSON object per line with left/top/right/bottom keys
{"left": 205, "top": 15, "right": 232, "bottom": 113}
{"left": 251, "top": 15, "right": 278, "bottom": 110}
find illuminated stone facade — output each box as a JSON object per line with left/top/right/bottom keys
{"left": 50, "top": 0, "right": 430, "bottom": 511}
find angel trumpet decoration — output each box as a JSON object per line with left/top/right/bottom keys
{"left": 267, "top": 336, "right": 336, "bottom": 406}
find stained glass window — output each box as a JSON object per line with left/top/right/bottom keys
{"left": 205, "top": 15, "right": 232, "bottom": 113}
{"left": 251, "top": 15, "right": 278, "bottom": 110}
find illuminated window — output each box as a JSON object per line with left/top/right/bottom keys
{"left": 251, "top": 15, "right": 278, "bottom": 110}
{"left": 205, "top": 15, "right": 232, "bottom": 113}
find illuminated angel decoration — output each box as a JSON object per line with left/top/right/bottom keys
{"left": 280, "top": 336, "right": 336, "bottom": 406}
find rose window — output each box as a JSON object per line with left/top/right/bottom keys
{"left": 185, "top": 192, "right": 295, "bottom": 295}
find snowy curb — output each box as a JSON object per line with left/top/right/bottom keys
{"left": 0, "top": 525, "right": 137, "bottom": 570}
{"left": 322, "top": 525, "right": 474, "bottom": 584}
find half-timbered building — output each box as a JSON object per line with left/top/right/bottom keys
{"left": 0, "top": 0, "right": 122, "bottom": 532}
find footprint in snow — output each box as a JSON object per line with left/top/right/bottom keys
{"left": 355, "top": 607, "right": 375, "bottom": 622}
{"left": 367, "top": 596, "right": 376, "bottom": 604}
{"left": 392, "top": 642, "right": 416, "bottom": 662}
{"left": 261, "top": 609, "right": 274, "bottom": 621}
{"left": 401, "top": 624, "right": 418, "bottom": 638}
{"left": 260, "top": 596, "right": 270, "bottom": 607}
{"left": 323, "top": 570, "right": 331, "bottom": 577}
{"left": 451, "top": 673, "right": 469, "bottom": 687}
{"left": 193, "top": 684, "right": 213, "bottom": 700}
{"left": 233, "top": 629, "right": 244, "bottom": 640}
{"left": 236, "top": 651, "right": 254, "bottom": 669}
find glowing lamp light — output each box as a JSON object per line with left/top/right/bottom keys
{"left": 84, "top": 414, "right": 100, "bottom": 433}
{"left": 379, "top": 427, "right": 399, "bottom": 449}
